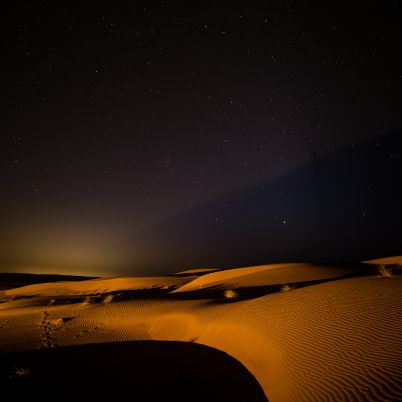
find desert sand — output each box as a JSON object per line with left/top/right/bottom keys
{"left": 0, "top": 258, "right": 401, "bottom": 401}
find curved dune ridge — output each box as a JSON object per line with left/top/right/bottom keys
{"left": 0, "top": 259, "right": 401, "bottom": 401}
{"left": 364, "top": 255, "right": 402, "bottom": 265}
{"left": 171, "top": 262, "right": 367, "bottom": 293}
{"left": 174, "top": 268, "right": 220, "bottom": 275}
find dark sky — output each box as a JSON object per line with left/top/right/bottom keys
{"left": 2, "top": 1, "right": 402, "bottom": 276}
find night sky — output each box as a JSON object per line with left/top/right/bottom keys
{"left": 2, "top": 2, "right": 402, "bottom": 276}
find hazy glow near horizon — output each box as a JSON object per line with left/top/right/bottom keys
{"left": 2, "top": 3, "right": 401, "bottom": 275}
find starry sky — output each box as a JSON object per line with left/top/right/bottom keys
{"left": 2, "top": 1, "right": 402, "bottom": 276}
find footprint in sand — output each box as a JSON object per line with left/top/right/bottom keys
{"left": 74, "top": 325, "right": 100, "bottom": 339}
{"left": 39, "top": 311, "right": 56, "bottom": 348}
{"left": 39, "top": 311, "right": 75, "bottom": 348}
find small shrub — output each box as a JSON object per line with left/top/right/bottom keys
{"left": 224, "top": 289, "right": 239, "bottom": 300}
{"left": 377, "top": 264, "right": 392, "bottom": 278}
{"left": 281, "top": 284, "right": 295, "bottom": 292}
{"left": 103, "top": 294, "right": 114, "bottom": 304}
{"left": 10, "top": 367, "right": 30, "bottom": 379}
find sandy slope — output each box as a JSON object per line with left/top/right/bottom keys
{"left": 171, "top": 263, "right": 362, "bottom": 293}
{"left": 0, "top": 261, "right": 401, "bottom": 401}
{"left": 0, "top": 275, "right": 194, "bottom": 298}
{"left": 174, "top": 268, "right": 219, "bottom": 275}
{"left": 364, "top": 255, "right": 402, "bottom": 265}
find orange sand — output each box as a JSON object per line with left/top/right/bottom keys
{"left": 0, "top": 259, "right": 401, "bottom": 401}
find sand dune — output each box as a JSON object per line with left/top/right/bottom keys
{"left": 364, "top": 255, "right": 402, "bottom": 266}
{"left": 0, "top": 273, "right": 97, "bottom": 291}
{"left": 172, "top": 262, "right": 368, "bottom": 293}
{"left": 174, "top": 268, "right": 219, "bottom": 276}
{"left": 0, "top": 259, "right": 401, "bottom": 401}
{"left": 0, "top": 275, "right": 195, "bottom": 299}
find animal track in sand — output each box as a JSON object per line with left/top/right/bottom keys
{"left": 39, "top": 311, "right": 57, "bottom": 348}
{"left": 39, "top": 311, "right": 75, "bottom": 348}
{"left": 74, "top": 325, "right": 100, "bottom": 339}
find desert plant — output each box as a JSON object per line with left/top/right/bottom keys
{"left": 81, "top": 296, "right": 92, "bottom": 305}
{"left": 10, "top": 367, "right": 30, "bottom": 379}
{"left": 377, "top": 264, "right": 392, "bottom": 278}
{"left": 103, "top": 294, "right": 114, "bottom": 304}
{"left": 281, "top": 284, "right": 295, "bottom": 292}
{"left": 224, "top": 289, "right": 239, "bottom": 300}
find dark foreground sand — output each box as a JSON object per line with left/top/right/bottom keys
{"left": 0, "top": 341, "right": 267, "bottom": 402}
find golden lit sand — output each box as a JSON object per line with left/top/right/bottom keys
{"left": 0, "top": 259, "right": 401, "bottom": 401}
{"left": 364, "top": 255, "right": 402, "bottom": 265}
{"left": 0, "top": 275, "right": 194, "bottom": 298}
{"left": 171, "top": 262, "right": 359, "bottom": 292}
{"left": 174, "top": 268, "right": 219, "bottom": 275}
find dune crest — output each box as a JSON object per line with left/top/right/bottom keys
{"left": 0, "top": 275, "right": 195, "bottom": 298}
{"left": 172, "top": 262, "right": 365, "bottom": 293}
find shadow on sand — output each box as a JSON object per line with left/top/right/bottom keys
{"left": 0, "top": 341, "right": 268, "bottom": 402}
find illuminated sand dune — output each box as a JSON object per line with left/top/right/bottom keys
{"left": 1, "top": 275, "right": 194, "bottom": 298}
{"left": 0, "top": 260, "right": 401, "bottom": 401}
{"left": 171, "top": 262, "right": 361, "bottom": 292}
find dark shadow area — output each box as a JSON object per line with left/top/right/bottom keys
{"left": 122, "top": 130, "right": 402, "bottom": 273}
{"left": 0, "top": 341, "right": 267, "bottom": 402}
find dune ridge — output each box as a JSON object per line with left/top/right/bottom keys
{"left": 171, "top": 262, "right": 367, "bottom": 293}
{"left": 0, "top": 275, "right": 195, "bottom": 298}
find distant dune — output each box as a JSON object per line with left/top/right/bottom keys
{"left": 0, "top": 258, "right": 401, "bottom": 401}
{"left": 364, "top": 255, "right": 402, "bottom": 265}
{"left": 171, "top": 262, "right": 368, "bottom": 293}
{"left": 0, "top": 273, "right": 97, "bottom": 291}
{"left": 174, "top": 268, "right": 219, "bottom": 276}
{"left": 0, "top": 275, "right": 194, "bottom": 298}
